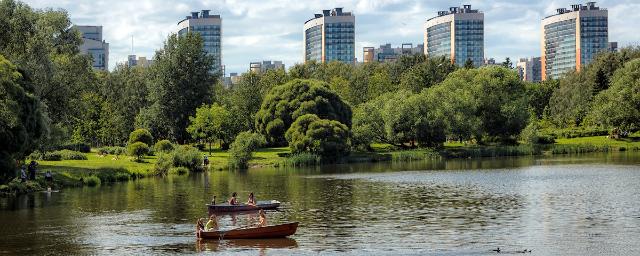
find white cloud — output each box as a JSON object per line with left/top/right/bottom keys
{"left": 22, "top": 0, "right": 640, "bottom": 73}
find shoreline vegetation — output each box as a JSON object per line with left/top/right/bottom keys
{"left": 2, "top": 135, "right": 639, "bottom": 196}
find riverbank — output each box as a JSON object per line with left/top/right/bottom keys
{"left": 2, "top": 135, "right": 639, "bottom": 196}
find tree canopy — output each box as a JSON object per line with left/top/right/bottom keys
{"left": 255, "top": 79, "right": 352, "bottom": 146}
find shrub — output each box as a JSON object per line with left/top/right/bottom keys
{"left": 228, "top": 132, "right": 266, "bottom": 169}
{"left": 84, "top": 176, "right": 101, "bottom": 186}
{"left": 115, "top": 172, "right": 131, "bottom": 182}
{"left": 127, "top": 142, "right": 149, "bottom": 161}
{"left": 154, "top": 140, "right": 174, "bottom": 153}
{"left": 58, "top": 150, "right": 87, "bottom": 160}
{"left": 169, "top": 166, "right": 189, "bottom": 175}
{"left": 43, "top": 151, "right": 62, "bottom": 161}
{"left": 282, "top": 153, "right": 321, "bottom": 167}
{"left": 97, "top": 146, "right": 126, "bottom": 155}
{"left": 128, "top": 129, "right": 153, "bottom": 145}
{"left": 285, "top": 114, "right": 351, "bottom": 160}
{"left": 172, "top": 145, "right": 203, "bottom": 171}
{"left": 154, "top": 153, "right": 173, "bottom": 175}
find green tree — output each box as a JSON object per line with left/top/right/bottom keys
{"left": 255, "top": 79, "right": 352, "bottom": 146}
{"left": 285, "top": 114, "right": 350, "bottom": 159}
{"left": 399, "top": 56, "right": 456, "bottom": 93}
{"left": 128, "top": 128, "right": 153, "bottom": 145}
{"left": 525, "top": 79, "right": 559, "bottom": 119}
{"left": 0, "top": 54, "right": 47, "bottom": 181}
{"left": 187, "top": 104, "right": 239, "bottom": 152}
{"left": 229, "top": 72, "right": 264, "bottom": 131}
{"left": 463, "top": 58, "right": 475, "bottom": 69}
{"left": 140, "top": 32, "right": 216, "bottom": 143}
{"left": 586, "top": 59, "right": 640, "bottom": 131}
{"left": 127, "top": 142, "right": 149, "bottom": 161}
{"left": 502, "top": 57, "right": 513, "bottom": 69}
{"left": 228, "top": 132, "right": 266, "bottom": 169}
{"left": 547, "top": 71, "right": 593, "bottom": 127}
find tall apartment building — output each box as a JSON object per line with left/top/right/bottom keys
{"left": 177, "top": 10, "right": 222, "bottom": 74}
{"left": 362, "top": 43, "right": 424, "bottom": 63}
{"left": 75, "top": 26, "right": 109, "bottom": 71}
{"left": 249, "top": 61, "right": 285, "bottom": 73}
{"left": 541, "top": 2, "right": 608, "bottom": 80}
{"left": 516, "top": 57, "right": 542, "bottom": 82}
{"left": 303, "top": 8, "right": 355, "bottom": 64}
{"left": 424, "top": 5, "right": 484, "bottom": 67}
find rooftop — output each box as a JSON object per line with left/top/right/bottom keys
{"left": 305, "top": 7, "right": 353, "bottom": 24}
{"left": 427, "top": 4, "right": 480, "bottom": 22}
{"left": 177, "top": 10, "right": 221, "bottom": 25}
{"left": 543, "top": 2, "right": 605, "bottom": 19}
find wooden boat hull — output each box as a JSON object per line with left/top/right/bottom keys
{"left": 207, "top": 200, "right": 280, "bottom": 214}
{"left": 197, "top": 222, "right": 299, "bottom": 240}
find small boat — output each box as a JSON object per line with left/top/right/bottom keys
{"left": 197, "top": 222, "right": 299, "bottom": 240}
{"left": 207, "top": 200, "right": 280, "bottom": 214}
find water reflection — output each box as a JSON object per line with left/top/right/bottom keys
{"left": 0, "top": 152, "right": 639, "bottom": 255}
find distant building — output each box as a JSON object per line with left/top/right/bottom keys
{"left": 362, "top": 43, "right": 424, "bottom": 63}
{"left": 484, "top": 58, "right": 497, "bottom": 66}
{"left": 177, "top": 10, "right": 222, "bottom": 75}
{"left": 222, "top": 72, "right": 242, "bottom": 87}
{"left": 516, "top": 57, "right": 542, "bottom": 82}
{"left": 127, "top": 55, "right": 153, "bottom": 68}
{"left": 303, "top": 7, "right": 355, "bottom": 64}
{"left": 608, "top": 41, "right": 618, "bottom": 52}
{"left": 424, "top": 5, "right": 484, "bottom": 67}
{"left": 541, "top": 2, "right": 608, "bottom": 80}
{"left": 75, "top": 25, "right": 109, "bottom": 71}
{"left": 249, "top": 60, "right": 285, "bottom": 73}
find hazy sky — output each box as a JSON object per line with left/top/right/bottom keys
{"left": 23, "top": 0, "right": 640, "bottom": 74}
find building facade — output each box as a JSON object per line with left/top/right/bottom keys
{"left": 516, "top": 57, "right": 542, "bottom": 82}
{"left": 424, "top": 5, "right": 484, "bottom": 67}
{"left": 249, "top": 61, "right": 285, "bottom": 73}
{"left": 362, "top": 43, "right": 424, "bottom": 63}
{"left": 541, "top": 2, "right": 608, "bottom": 80}
{"left": 177, "top": 10, "right": 222, "bottom": 74}
{"left": 127, "top": 55, "right": 153, "bottom": 68}
{"left": 76, "top": 26, "right": 109, "bottom": 71}
{"left": 303, "top": 8, "right": 355, "bottom": 64}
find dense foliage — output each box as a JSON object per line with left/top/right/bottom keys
{"left": 187, "top": 104, "right": 239, "bottom": 151}
{"left": 228, "top": 132, "right": 266, "bottom": 169}
{"left": 0, "top": 54, "right": 47, "bottom": 181}
{"left": 285, "top": 114, "right": 351, "bottom": 159}
{"left": 128, "top": 129, "right": 153, "bottom": 146}
{"left": 255, "top": 79, "right": 352, "bottom": 146}
{"left": 127, "top": 142, "right": 149, "bottom": 161}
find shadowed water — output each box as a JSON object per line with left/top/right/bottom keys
{"left": 1, "top": 152, "right": 639, "bottom": 255}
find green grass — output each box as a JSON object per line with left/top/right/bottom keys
{"left": 555, "top": 135, "right": 640, "bottom": 147}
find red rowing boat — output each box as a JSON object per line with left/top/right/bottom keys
{"left": 207, "top": 200, "right": 280, "bottom": 214}
{"left": 197, "top": 222, "right": 299, "bottom": 239}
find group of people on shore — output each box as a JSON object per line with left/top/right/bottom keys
{"left": 196, "top": 192, "right": 267, "bottom": 233}
{"left": 16, "top": 160, "right": 53, "bottom": 185}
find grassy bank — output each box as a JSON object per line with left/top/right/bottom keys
{"left": 3, "top": 135, "right": 639, "bottom": 196}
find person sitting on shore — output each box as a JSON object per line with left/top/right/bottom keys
{"left": 258, "top": 209, "right": 267, "bottom": 227}
{"left": 205, "top": 215, "right": 218, "bottom": 231}
{"left": 247, "top": 192, "right": 256, "bottom": 206}
{"left": 196, "top": 218, "right": 205, "bottom": 233}
{"left": 20, "top": 165, "right": 27, "bottom": 183}
{"left": 228, "top": 192, "right": 238, "bottom": 205}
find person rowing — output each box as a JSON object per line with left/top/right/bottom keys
{"left": 228, "top": 192, "right": 239, "bottom": 205}
{"left": 196, "top": 218, "right": 205, "bottom": 233}
{"left": 247, "top": 192, "right": 256, "bottom": 206}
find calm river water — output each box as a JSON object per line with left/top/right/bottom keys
{"left": 2, "top": 152, "right": 640, "bottom": 255}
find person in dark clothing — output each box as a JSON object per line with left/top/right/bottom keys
{"left": 27, "top": 161, "right": 38, "bottom": 180}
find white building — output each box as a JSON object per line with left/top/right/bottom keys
{"left": 250, "top": 61, "right": 285, "bottom": 73}
{"left": 76, "top": 25, "right": 109, "bottom": 71}
{"left": 516, "top": 57, "right": 542, "bottom": 82}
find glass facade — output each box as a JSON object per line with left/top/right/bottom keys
{"left": 184, "top": 24, "right": 222, "bottom": 74}
{"left": 580, "top": 16, "right": 608, "bottom": 65}
{"left": 426, "top": 22, "right": 451, "bottom": 59}
{"left": 544, "top": 19, "right": 577, "bottom": 79}
{"left": 454, "top": 20, "right": 484, "bottom": 67}
{"left": 305, "top": 25, "right": 323, "bottom": 62}
{"left": 324, "top": 22, "right": 355, "bottom": 63}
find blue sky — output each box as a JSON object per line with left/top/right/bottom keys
{"left": 24, "top": 0, "right": 640, "bottom": 74}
